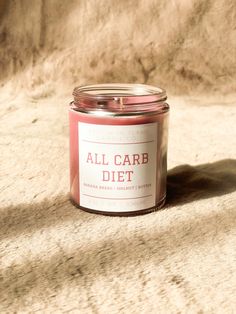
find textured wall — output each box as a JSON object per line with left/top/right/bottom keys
{"left": 0, "top": 0, "right": 236, "bottom": 95}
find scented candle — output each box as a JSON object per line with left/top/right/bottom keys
{"left": 69, "top": 84, "right": 169, "bottom": 216}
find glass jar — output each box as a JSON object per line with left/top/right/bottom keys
{"left": 69, "top": 83, "right": 169, "bottom": 216}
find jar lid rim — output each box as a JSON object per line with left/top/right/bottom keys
{"left": 73, "top": 83, "right": 167, "bottom": 101}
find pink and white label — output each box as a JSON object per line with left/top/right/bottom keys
{"left": 78, "top": 122, "right": 158, "bottom": 212}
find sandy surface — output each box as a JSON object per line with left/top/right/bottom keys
{"left": 0, "top": 92, "right": 236, "bottom": 313}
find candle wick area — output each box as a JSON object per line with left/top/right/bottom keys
{"left": 119, "top": 97, "right": 124, "bottom": 110}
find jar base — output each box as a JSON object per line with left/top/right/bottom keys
{"left": 70, "top": 195, "right": 166, "bottom": 217}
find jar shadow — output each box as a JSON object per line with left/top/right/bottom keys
{"left": 1, "top": 159, "right": 235, "bottom": 241}
{"left": 166, "top": 159, "right": 236, "bottom": 206}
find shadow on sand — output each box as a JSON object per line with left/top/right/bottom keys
{"left": 167, "top": 159, "right": 236, "bottom": 206}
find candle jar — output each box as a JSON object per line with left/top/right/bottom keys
{"left": 69, "top": 84, "right": 169, "bottom": 216}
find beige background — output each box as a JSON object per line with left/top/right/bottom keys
{"left": 0, "top": 1, "right": 236, "bottom": 313}
{"left": 0, "top": 0, "right": 236, "bottom": 94}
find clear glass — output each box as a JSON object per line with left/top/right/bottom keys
{"left": 69, "top": 84, "right": 169, "bottom": 216}
{"left": 72, "top": 83, "right": 168, "bottom": 114}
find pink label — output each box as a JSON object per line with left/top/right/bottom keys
{"left": 78, "top": 122, "right": 157, "bottom": 212}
